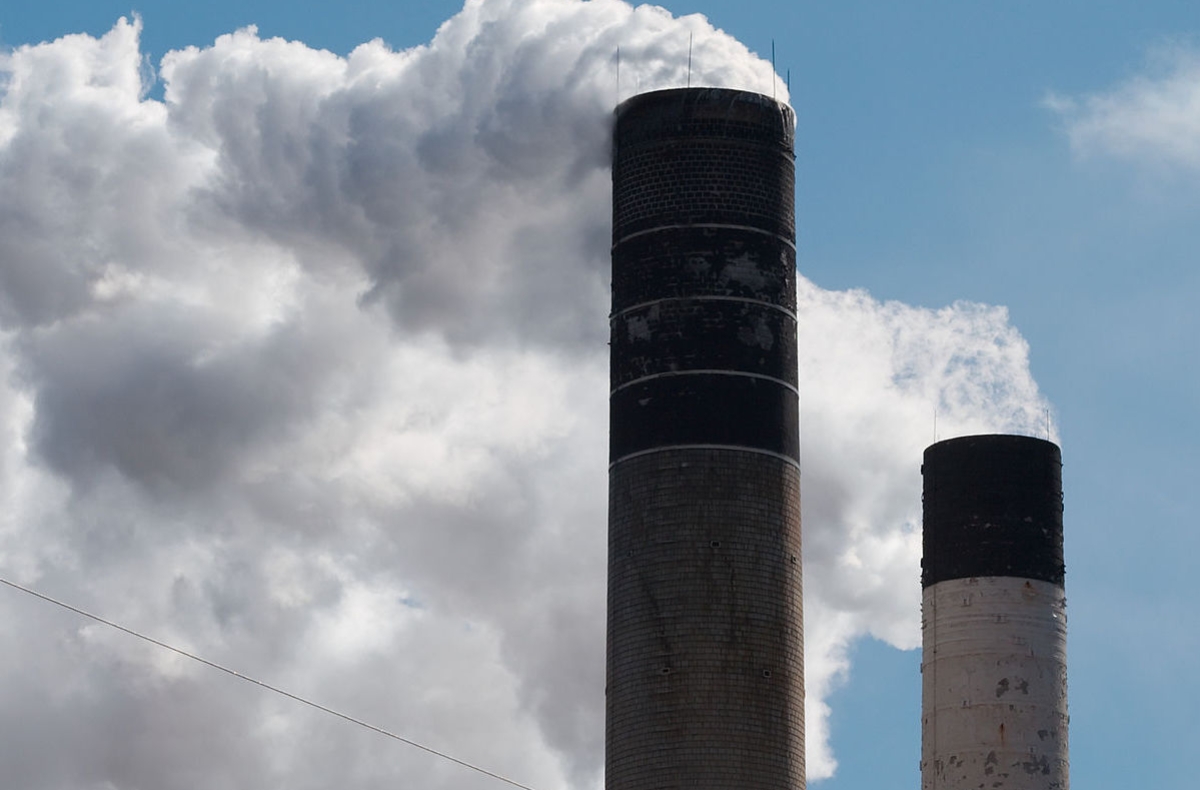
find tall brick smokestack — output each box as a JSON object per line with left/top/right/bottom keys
{"left": 921, "top": 434, "right": 1068, "bottom": 790}
{"left": 607, "top": 88, "right": 805, "bottom": 790}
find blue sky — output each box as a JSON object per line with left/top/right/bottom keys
{"left": 2, "top": 2, "right": 1197, "bottom": 789}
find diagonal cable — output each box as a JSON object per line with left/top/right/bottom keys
{"left": 0, "top": 575, "right": 539, "bottom": 790}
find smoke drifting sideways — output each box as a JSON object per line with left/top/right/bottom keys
{"left": 0, "top": 3, "right": 1053, "bottom": 788}
{"left": 1045, "top": 45, "right": 1200, "bottom": 171}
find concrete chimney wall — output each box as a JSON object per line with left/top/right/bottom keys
{"left": 607, "top": 88, "right": 806, "bottom": 790}
{"left": 921, "top": 435, "right": 1068, "bottom": 790}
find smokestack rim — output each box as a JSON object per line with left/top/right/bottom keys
{"left": 923, "top": 432, "right": 1061, "bottom": 463}
{"left": 613, "top": 86, "right": 795, "bottom": 142}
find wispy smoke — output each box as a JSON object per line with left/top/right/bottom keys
{"left": 0, "top": 3, "right": 1050, "bottom": 787}
{"left": 1045, "top": 43, "right": 1200, "bottom": 170}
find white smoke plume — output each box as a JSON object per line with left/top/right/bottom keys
{"left": 1045, "top": 43, "right": 1200, "bottom": 170}
{"left": 0, "top": 2, "right": 1052, "bottom": 787}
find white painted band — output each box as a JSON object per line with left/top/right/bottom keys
{"left": 610, "top": 295, "right": 799, "bottom": 323}
{"left": 610, "top": 369, "right": 799, "bottom": 397}
{"left": 609, "top": 444, "right": 801, "bottom": 471}
{"left": 612, "top": 222, "right": 796, "bottom": 251}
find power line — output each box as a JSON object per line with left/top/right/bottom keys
{"left": 0, "top": 576, "right": 540, "bottom": 790}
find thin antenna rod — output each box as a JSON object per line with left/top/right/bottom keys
{"left": 616, "top": 46, "right": 621, "bottom": 105}
{"left": 933, "top": 409, "right": 938, "bottom": 443}
{"left": 787, "top": 68, "right": 790, "bottom": 93}
{"left": 687, "top": 33, "right": 693, "bottom": 88}
{"left": 771, "top": 39, "right": 776, "bottom": 101}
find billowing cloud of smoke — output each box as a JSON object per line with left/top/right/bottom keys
{"left": 0, "top": 2, "right": 1051, "bottom": 787}
{"left": 795, "top": 281, "right": 1051, "bottom": 774}
{"left": 1045, "top": 43, "right": 1200, "bottom": 170}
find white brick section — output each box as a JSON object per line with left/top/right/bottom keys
{"left": 921, "top": 576, "right": 1068, "bottom": 790}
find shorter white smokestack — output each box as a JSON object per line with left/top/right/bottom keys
{"left": 920, "top": 435, "right": 1068, "bottom": 790}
